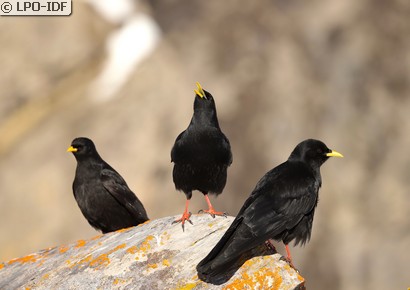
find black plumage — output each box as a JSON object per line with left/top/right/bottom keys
{"left": 67, "top": 137, "right": 148, "bottom": 233}
{"left": 171, "top": 82, "right": 232, "bottom": 230}
{"left": 197, "top": 139, "right": 343, "bottom": 284}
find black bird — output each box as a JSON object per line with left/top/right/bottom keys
{"left": 171, "top": 82, "right": 232, "bottom": 230}
{"left": 197, "top": 139, "right": 343, "bottom": 284}
{"left": 67, "top": 137, "right": 148, "bottom": 233}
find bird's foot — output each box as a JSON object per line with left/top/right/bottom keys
{"left": 172, "top": 211, "right": 193, "bottom": 231}
{"left": 280, "top": 256, "right": 299, "bottom": 272}
{"left": 198, "top": 208, "right": 227, "bottom": 218}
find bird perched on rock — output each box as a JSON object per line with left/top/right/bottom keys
{"left": 197, "top": 139, "right": 343, "bottom": 284}
{"left": 171, "top": 82, "right": 232, "bottom": 230}
{"left": 67, "top": 137, "right": 148, "bottom": 233}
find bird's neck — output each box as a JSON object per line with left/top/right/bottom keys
{"left": 76, "top": 156, "right": 104, "bottom": 171}
{"left": 289, "top": 158, "right": 323, "bottom": 185}
{"left": 190, "top": 110, "right": 220, "bottom": 128}
{"left": 312, "top": 166, "right": 322, "bottom": 187}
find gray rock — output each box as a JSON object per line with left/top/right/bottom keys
{"left": 0, "top": 215, "right": 304, "bottom": 290}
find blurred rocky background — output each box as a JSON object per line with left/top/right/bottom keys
{"left": 0, "top": 1, "right": 409, "bottom": 289}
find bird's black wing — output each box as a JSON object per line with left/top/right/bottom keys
{"left": 197, "top": 162, "right": 318, "bottom": 283}
{"left": 100, "top": 168, "right": 148, "bottom": 221}
{"left": 220, "top": 133, "right": 233, "bottom": 166}
{"left": 170, "top": 130, "right": 187, "bottom": 163}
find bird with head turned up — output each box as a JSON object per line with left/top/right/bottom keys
{"left": 171, "top": 82, "right": 233, "bottom": 231}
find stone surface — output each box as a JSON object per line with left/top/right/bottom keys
{"left": 0, "top": 215, "right": 304, "bottom": 290}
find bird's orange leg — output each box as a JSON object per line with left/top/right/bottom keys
{"left": 198, "top": 194, "right": 227, "bottom": 218}
{"left": 172, "top": 199, "right": 192, "bottom": 231}
{"left": 283, "top": 244, "right": 296, "bottom": 269}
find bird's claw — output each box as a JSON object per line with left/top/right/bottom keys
{"left": 172, "top": 212, "right": 193, "bottom": 232}
{"left": 198, "top": 208, "right": 227, "bottom": 218}
{"left": 280, "top": 256, "right": 298, "bottom": 272}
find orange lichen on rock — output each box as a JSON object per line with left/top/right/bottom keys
{"left": 208, "top": 221, "right": 216, "bottom": 228}
{"left": 125, "top": 236, "right": 155, "bottom": 261}
{"left": 8, "top": 254, "right": 37, "bottom": 265}
{"left": 71, "top": 243, "right": 126, "bottom": 270}
{"left": 147, "top": 263, "right": 158, "bottom": 269}
{"left": 223, "top": 258, "right": 290, "bottom": 290}
{"left": 91, "top": 234, "right": 103, "bottom": 241}
{"left": 113, "top": 243, "right": 126, "bottom": 251}
{"left": 90, "top": 254, "right": 110, "bottom": 269}
{"left": 175, "top": 282, "right": 198, "bottom": 290}
{"left": 138, "top": 220, "right": 151, "bottom": 226}
{"left": 76, "top": 255, "right": 92, "bottom": 266}
{"left": 159, "top": 232, "right": 171, "bottom": 245}
{"left": 59, "top": 246, "right": 69, "bottom": 254}
{"left": 113, "top": 278, "right": 127, "bottom": 285}
{"left": 137, "top": 235, "right": 154, "bottom": 253}
{"left": 126, "top": 245, "right": 138, "bottom": 255}
{"left": 0, "top": 263, "right": 4, "bottom": 270}
{"left": 116, "top": 227, "right": 133, "bottom": 233}
{"left": 75, "top": 240, "right": 87, "bottom": 248}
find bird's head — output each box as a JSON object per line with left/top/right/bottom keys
{"left": 191, "top": 82, "right": 219, "bottom": 127}
{"left": 289, "top": 139, "right": 343, "bottom": 169}
{"left": 193, "top": 82, "right": 216, "bottom": 110}
{"left": 67, "top": 137, "right": 99, "bottom": 161}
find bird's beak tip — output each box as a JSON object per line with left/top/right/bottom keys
{"left": 67, "top": 146, "right": 78, "bottom": 153}
{"left": 194, "top": 82, "right": 206, "bottom": 99}
{"left": 326, "top": 150, "right": 343, "bottom": 158}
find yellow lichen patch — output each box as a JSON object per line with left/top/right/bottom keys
{"left": 88, "top": 243, "right": 126, "bottom": 269}
{"left": 71, "top": 254, "right": 92, "bottom": 268}
{"left": 116, "top": 227, "right": 133, "bottom": 233}
{"left": 91, "top": 234, "right": 103, "bottom": 241}
{"left": 113, "top": 278, "right": 127, "bottom": 285}
{"left": 162, "top": 259, "right": 170, "bottom": 267}
{"left": 296, "top": 272, "right": 304, "bottom": 282}
{"left": 223, "top": 266, "right": 283, "bottom": 290}
{"left": 147, "top": 263, "right": 158, "bottom": 269}
{"left": 8, "top": 254, "right": 37, "bottom": 265}
{"left": 75, "top": 240, "right": 87, "bottom": 248}
{"left": 129, "top": 235, "right": 155, "bottom": 259}
{"left": 175, "top": 282, "right": 198, "bottom": 290}
{"left": 90, "top": 254, "right": 110, "bottom": 269}
{"left": 59, "top": 246, "right": 69, "bottom": 254}
{"left": 138, "top": 220, "right": 151, "bottom": 226}
{"left": 208, "top": 221, "right": 216, "bottom": 228}
{"left": 160, "top": 232, "right": 171, "bottom": 245}
{"left": 113, "top": 243, "right": 126, "bottom": 251}
{"left": 126, "top": 245, "right": 138, "bottom": 254}
{"left": 41, "top": 273, "right": 50, "bottom": 280}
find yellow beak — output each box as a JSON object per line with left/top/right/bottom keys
{"left": 194, "top": 82, "right": 206, "bottom": 99}
{"left": 67, "top": 146, "right": 78, "bottom": 153}
{"left": 326, "top": 150, "right": 343, "bottom": 158}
